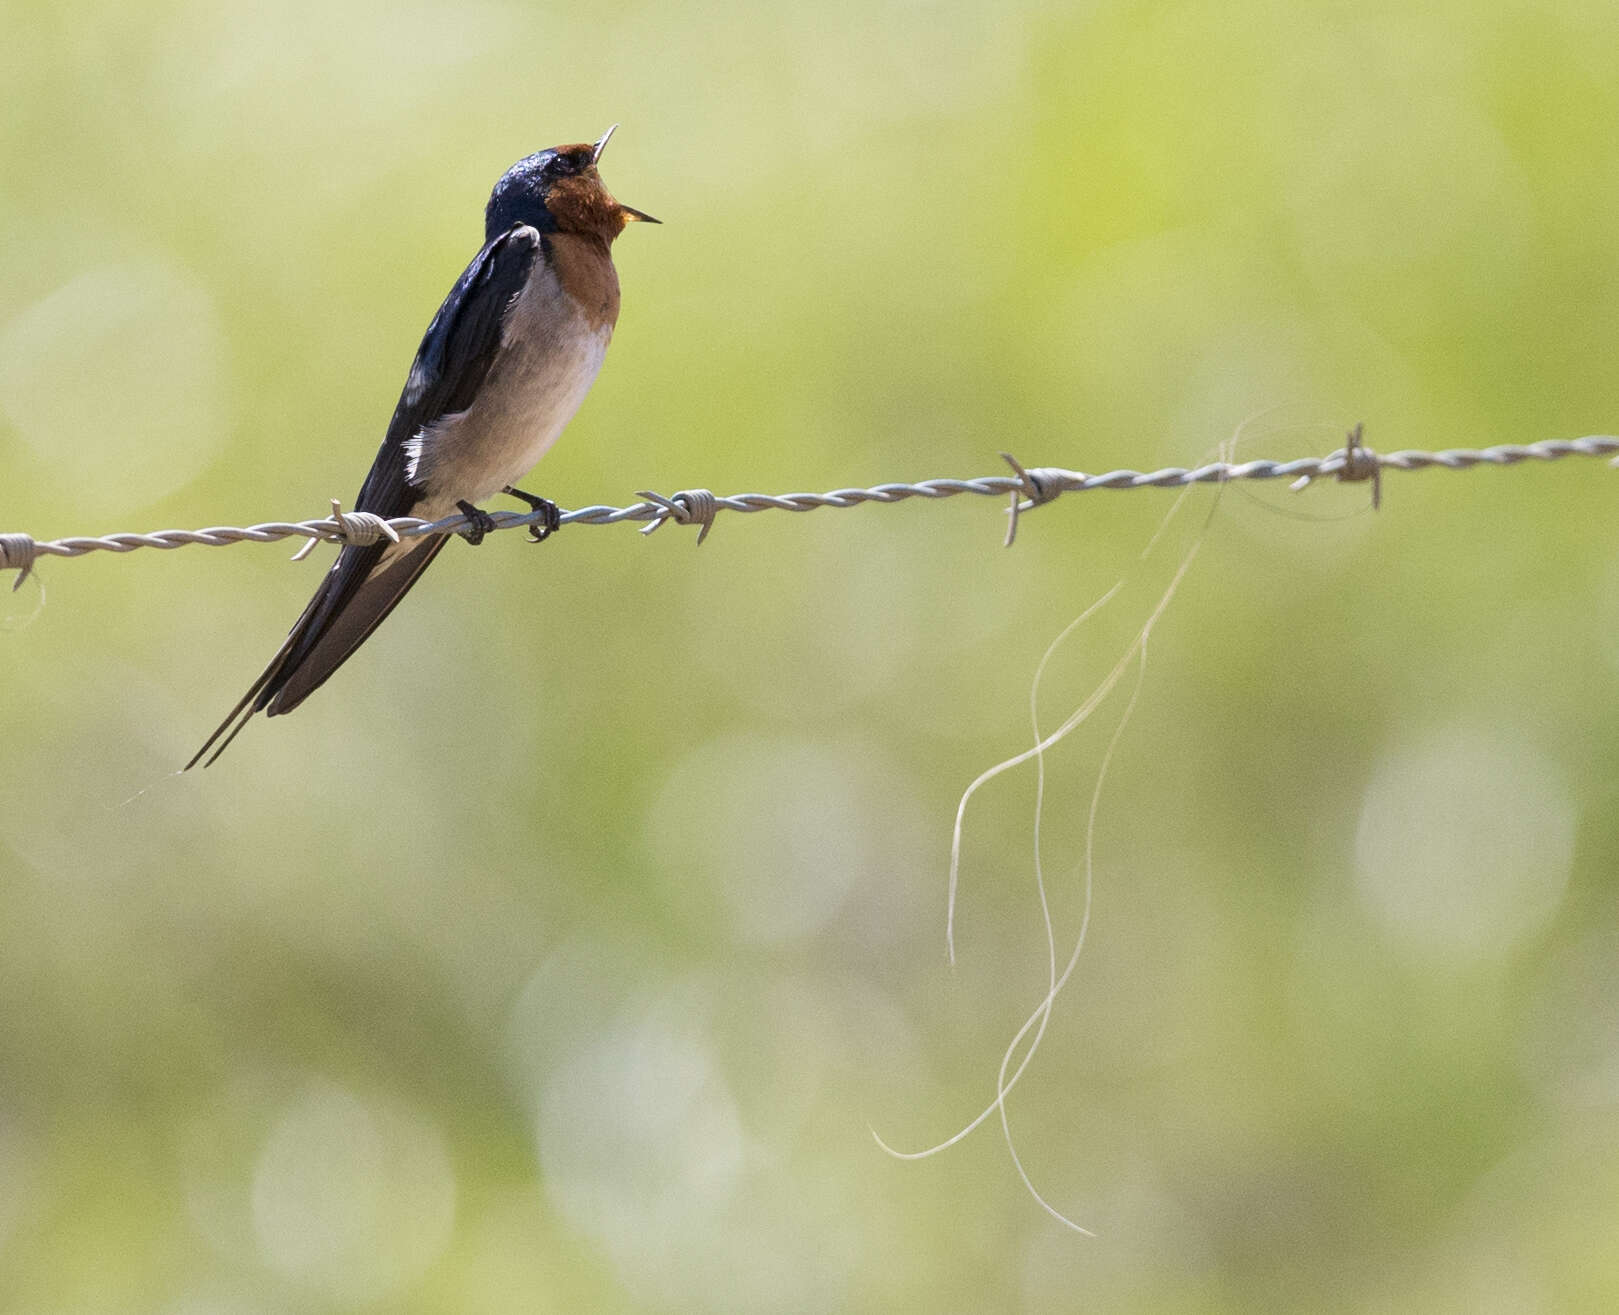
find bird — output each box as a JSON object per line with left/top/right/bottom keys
{"left": 187, "top": 125, "right": 657, "bottom": 768}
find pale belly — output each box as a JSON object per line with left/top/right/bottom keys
{"left": 405, "top": 277, "right": 612, "bottom": 511}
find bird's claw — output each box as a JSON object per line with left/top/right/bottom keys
{"left": 503, "top": 485, "right": 561, "bottom": 543}
{"left": 455, "top": 500, "right": 497, "bottom": 545}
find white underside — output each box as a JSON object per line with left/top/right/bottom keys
{"left": 404, "top": 263, "right": 611, "bottom": 520}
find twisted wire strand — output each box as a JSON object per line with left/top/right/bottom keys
{"left": 3, "top": 432, "right": 1616, "bottom": 586}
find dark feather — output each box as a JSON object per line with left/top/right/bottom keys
{"left": 186, "top": 225, "right": 542, "bottom": 768}
{"left": 357, "top": 223, "right": 544, "bottom": 521}
{"left": 263, "top": 534, "right": 448, "bottom": 714}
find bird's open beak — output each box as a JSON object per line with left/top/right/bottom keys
{"left": 594, "top": 124, "right": 660, "bottom": 223}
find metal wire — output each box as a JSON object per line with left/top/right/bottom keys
{"left": 4, "top": 430, "right": 1617, "bottom": 589}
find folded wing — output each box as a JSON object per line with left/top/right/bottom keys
{"left": 187, "top": 225, "right": 543, "bottom": 767}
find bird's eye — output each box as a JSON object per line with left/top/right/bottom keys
{"left": 540, "top": 153, "right": 578, "bottom": 181}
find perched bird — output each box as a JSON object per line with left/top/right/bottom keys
{"left": 188, "top": 126, "right": 656, "bottom": 768}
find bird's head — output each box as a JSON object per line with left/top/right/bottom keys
{"left": 485, "top": 125, "right": 658, "bottom": 244}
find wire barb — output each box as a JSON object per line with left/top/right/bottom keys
{"left": 289, "top": 498, "right": 403, "bottom": 561}
{"left": 637, "top": 488, "right": 720, "bottom": 543}
{"left": 0, "top": 534, "right": 38, "bottom": 591}
{"left": 3, "top": 430, "right": 1616, "bottom": 585}
{"left": 1290, "top": 421, "right": 1382, "bottom": 507}
{"left": 1000, "top": 452, "right": 1065, "bottom": 547}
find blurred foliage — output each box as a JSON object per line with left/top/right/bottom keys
{"left": 5, "top": 0, "right": 1619, "bottom": 1310}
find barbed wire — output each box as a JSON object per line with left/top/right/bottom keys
{"left": 4, "top": 428, "right": 1618, "bottom": 590}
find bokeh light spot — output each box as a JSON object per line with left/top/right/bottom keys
{"left": 536, "top": 986, "right": 748, "bottom": 1288}
{"left": 644, "top": 734, "right": 887, "bottom": 945}
{"left": 1354, "top": 728, "right": 1575, "bottom": 960}
{"left": 249, "top": 1079, "right": 455, "bottom": 1303}
{"left": 0, "top": 260, "right": 227, "bottom": 513}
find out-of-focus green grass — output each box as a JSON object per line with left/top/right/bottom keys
{"left": 4, "top": 1, "right": 1619, "bottom": 1310}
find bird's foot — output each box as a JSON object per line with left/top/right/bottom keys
{"left": 503, "top": 485, "right": 561, "bottom": 543}
{"left": 455, "top": 499, "right": 497, "bottom": 545}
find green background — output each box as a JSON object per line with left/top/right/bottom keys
{"left": 4, "top": 1, "right": 1619, "bottom": 1309}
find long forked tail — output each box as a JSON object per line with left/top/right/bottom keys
{"left": 185, "top": 533, "right": 448, "bottom": 768}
